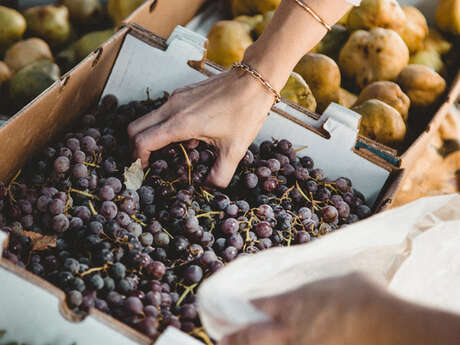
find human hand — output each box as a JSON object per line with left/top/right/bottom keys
{"left": 220, "top": 273, "right": 388, "bottom": 345}
{"left": 127, "top": 68, "right": 275, "bottom": 188}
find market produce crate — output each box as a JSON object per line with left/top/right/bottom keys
{"left": 127, "top": 0, "right": 460, "bottom": 201}
{"left": 0, "top": 24, "right": 401, "bottom": 344}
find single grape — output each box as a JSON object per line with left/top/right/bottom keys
{"left": 322, "top": 206, "right": 339, "bottom": 224}
{"left": 63, "top": 258, "right": 80, "bottom": 274}
{"left": 295, "top": 167, "right": 310, "bottom": 181}
{"left": 145, "top": 261, "right": 166, "bottom": 280}
{"left": 222, "top": 246, "right": 238, "bottom": 262}
{"left": 256, "top": 166, "right": 271, "bottom": 179}
{"left": 124, "top": 296, "right": 143, "bottom": 315}
{"left": 221, "top": 218, "right": 239, "bottom": 236}
{"left": 244, "top": 172, "right": 258, "bottom": 189}
{"left": 87, "top": 274, "right": 104, "bottom": 290}
{"left": 52, "top": 214, "right": 69, "bottom": 233}
{"left": 105, "top": 177, "right": 122, "bottom": 193}
{"left": 67, "top": 290, "right": 83, "bottom": 308}
{"left": 183, "top": 265, "right": 203, "bottom": 284}
{"left": 54, "top": 156, "right": 70, "bottom": 173}
{"left": 154, "top": 232, "right": 170, "bottom": 247}
{"left": 111, "top": 263, "right": 126, "bottom": 280}
{"left": 263, "top": 177, "right": 279, "bottom": 193}
{"left": 213, "top": 194, "right": 230, "bottom": 210}
{"left": 300, "top": 156, "right": 314, "bottom": 169}
{"left": 257, "top": 204, "right": 274, "bottom": 219}
{"left": 227, "top": 233, "right": 244, "bottom": 250}
{"left": 100, "top": 201, "right": 118, "bottom": 220}
{"left": 255, "top": 221, "right": 273, "bottom": 238}
{"left": 81, "top": 136, "right": 98, "bottom": 153}
{"left": 356, "top": 205, "right": 371, "bottom": 219}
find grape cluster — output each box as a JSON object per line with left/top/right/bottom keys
{"left": 0, "top": 94, "right": 371, "bottom": 342}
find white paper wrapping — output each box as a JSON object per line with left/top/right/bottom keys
{"left": 196, "top": 194, "right": 460, "bottom": 341}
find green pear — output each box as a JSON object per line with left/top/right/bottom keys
{"left": 4, "top": 38, "right": 53, "bottom": 73}
{"left": 24, "top": 5, "right": 71, "bottom": 47}
{"left": 63, "top": 0, "right": 103, "bottom": 25}
{"left": 0, "top": 5, "right": 26, "bottom": 54}
{"left": 107, "top": 0, "right": 145, "bottom": 26}
{"left": 9, "top": 60, "right": 60, "bottom": 107}
{"left": 74, "top": 29, "right": 115, "bottom": 61}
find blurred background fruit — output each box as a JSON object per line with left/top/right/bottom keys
{"left": 204, "top": 0, "right": 458, "bottom": 151}
{"left": 0, "top": 5, "right": 26, "bottom": 54}
{"left": 107, "top": 0, "right": 144, "bottom": 26}
{"left": 8, "top": 59, "right": 60, "bottom": 107}
{"left": 0, "top": 0, "right": 147, "bottom": 120}
{"left": 4, "top": 38, "right": 53, "bottom": 72}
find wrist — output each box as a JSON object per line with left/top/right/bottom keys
{"left": 242, "top": 44, "right": 293, "bottom": 92}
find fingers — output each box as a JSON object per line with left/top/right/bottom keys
{"left": 127, "top": 104, "right": 172, "bottom": 139}
{"left": 206, "top": 147, "right": 245, "bottom": 189}
{"left": 220, "top": 321, "right": 289, "bottom": 345}
{"left": 133, "top": 120, "right": 187, "bottom": 168}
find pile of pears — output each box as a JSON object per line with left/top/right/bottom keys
{"left": 207, "top": 0, "right": 459, "bottom": 150}
{"left": 0, "top": 0, "right": 144, "bottom": 119}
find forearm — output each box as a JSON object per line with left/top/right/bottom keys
{"left": 243, "top": 0, "right": 352, "bottom": 91}
{"left": 359, "top": 292, "right": 460, "bottom": 345}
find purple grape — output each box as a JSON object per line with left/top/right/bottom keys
{"left": 256, "top": 166, "right": 271, "bottom": 179}
{"left": 105, "top": 177, "right": 122, "bottom": 193}
{"left": 52, "top": 214, "right": 69, "bottom": 233}
{"left": 255, "top": 221, "right": 273, "bottom": 238}
{"left": 183, "top": 265, "right": 203, "bottom": 284}
{"left": 81, "top": 136, "right": 98, "bottom": 153}
{"left": 100, "top": 201, "right": 118, "bottom": 220}
{"left": 124, "top": 296, "right": 143, "bottom": 315}
{"left": 336, "top": 201, "right": 350, "bottom": 219}
{"left": 295, "top": 167, "right": 310, "bottom": 181}
{"left": 244, "top": 173, "right": 258, "bottom": 189}
{"left": 322, "top": 206, "right": 338, "bottom": 224}
{"left": 221, "top": 218, "right": 239, "bottom": 236}
{"left": 222, "top": 246, "right": 238, "bottom": 262}
{"left": 257, "top": 204, "right": 274, "bottom": 219}
{"left": 227, "top": 233, "right": 244, "bottom": 250}
{"left": 295, "top": 231, "right": 311, "bottom": 244}
{"left": 54, "top": 156, "right": 70, "bottom": 173}
{"left": 356, "top": 205, "right": 371, "bottom": 219}
{"left": 300, "top": 156, "right": 314, "bottom": 169}
{"left": 99, "top": 185, "right": 115, "bottom": 201}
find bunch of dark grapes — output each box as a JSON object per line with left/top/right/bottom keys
{"left": 0, "top": 94, "right": 372, "bottom": 342}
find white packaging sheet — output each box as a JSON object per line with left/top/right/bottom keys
{"left": 195, "top": 194, "right": 460, "bottom": 341}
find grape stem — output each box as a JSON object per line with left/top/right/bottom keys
{"left": 130, "top": 215, "right": 146, "bottom": 227}
{"left": 80, "top": 263, "right": 110, "bottom": 277}
{"left": 70, "top": 188, "right": 99, "bottom": 200}
{"left": 176, "top": 283, "right": 198, "bottom": 307}
{"left": 88, "top": 200, "right": 98, "bottom": 216}
{"left": 179, "top": 144, "right": 192, "bottom": 185}
{"left": 294, "top": 145, "right": 308, "bottom": 153}
{"left": 143, "top": 168, "right": 151, "bottom": 181}
{"left": 83, "top": 162, "right": 101, "bottom": 168}
{"left": 7, "top": 169, "right": 22, "bottom": 203}
{"left": 189, "top": 327, "right": 214, "bottom": 345}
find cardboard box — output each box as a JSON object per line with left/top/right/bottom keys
{"left": 0, "top": 24, "right": 401, "bottom": 344}
{"left": 127, "top": 0, "right": 460, "bottom": 201}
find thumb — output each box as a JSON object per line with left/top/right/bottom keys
{"left": 206, "top": 147, "right": 243, "bottom": 189}
{"left": 220, "top": 321, "right": 289, "bottom": 345}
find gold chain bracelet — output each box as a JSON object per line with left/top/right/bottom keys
{"left": 293, "top": 0, "right": 332, "bottom": 32}
{"left": 232, "top": 62, "right": 281, "bottom": 104}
